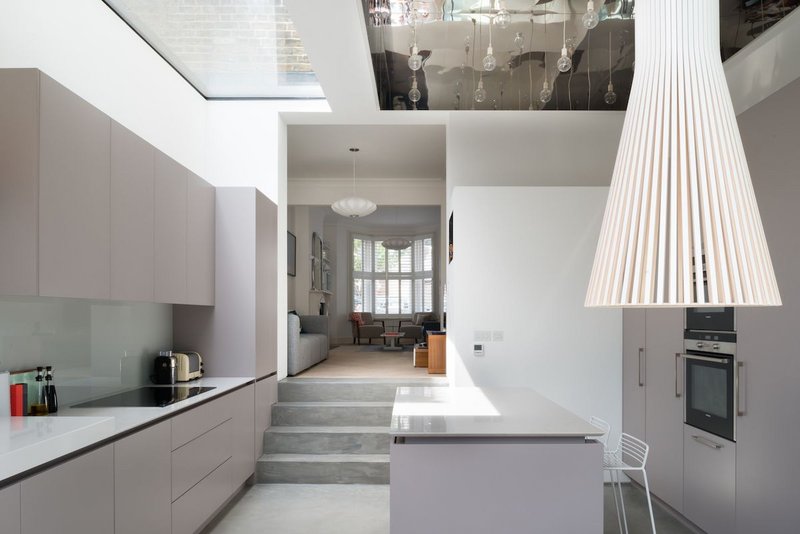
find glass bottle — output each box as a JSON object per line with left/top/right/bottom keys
{"left": 45, "top": 366, "right": 58, "bottom": 413}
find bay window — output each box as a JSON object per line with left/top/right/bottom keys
{"left": 352, "top": 235, "right": 434, "bottom": 315}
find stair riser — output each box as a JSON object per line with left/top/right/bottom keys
{"left": 256, "top": 460, "right": 389, "bottom": 484}
{"left": 278, "top": 383, "right": 408, "bottom": 402}
{"left": 271, "top": 405, "right": 393, "bottom": 427}
{"left": 264, "top": 432, "right": 389, "bottom": 455}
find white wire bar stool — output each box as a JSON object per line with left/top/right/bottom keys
{"left": 603, "top": 432, "right": 657, "bottom": 534}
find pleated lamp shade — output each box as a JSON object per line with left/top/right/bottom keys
{"left": 586, "top": 0, "right": 781, "bottom": 307}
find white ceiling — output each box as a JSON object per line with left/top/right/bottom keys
{"left": 287, "top": 125, "right": 445, "bottom": 180}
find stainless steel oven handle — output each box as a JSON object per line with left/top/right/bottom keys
{"left": 675, "top": 353, "right": 682, "bottom": 398}
{"left": 684, "top": 353, "right": 730, "bottom": 364}
{"left": 737, "top": 361, "right": 745, "bottom": 416}
{"left": 638, "top": 348, "right": 645, "bottom": 387}
{"left": 692, "top": 434, "right": 724, "bottom": 450}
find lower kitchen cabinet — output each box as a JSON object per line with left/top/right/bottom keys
{"left": 172, "top": 459, "right": 233, "bottom": 534}
{"left": 21, "top": 445, "right": 114, "bottom": 534}
{"left": 683, "top": 426, "right": 735, "bottom": 534}
{"left": 642, "top": 309, "right": 684, "bottom": 512}
{"left": 115, "top": 420, "right": 171, "bottom": 534}
{"left": 231, "top": 384, "right": 256, "bottom": 486}
{"left": 0, "top": 483, "right": 20, "bottom": 534}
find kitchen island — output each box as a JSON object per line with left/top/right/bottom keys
{"left": 390, "top": 386, "right": 605, "bottom": 534}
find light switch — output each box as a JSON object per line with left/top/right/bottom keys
{"left": 492, "top": 331, "right": 504, "bottom": 342}
{"left": 474, "top": 330, "right": 492, "bottom": 342}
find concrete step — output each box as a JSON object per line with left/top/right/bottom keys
{"left": 278, "top": 377, "right": 449, "bottom": 403}
{"left": 256, "top": 453, "right": 390, "bottom": 484}
{"left": 271, "top": 401, "right": 394, "bottom": 427}
{"left": 264, "top": 426, "right": 390, "bottom": 455}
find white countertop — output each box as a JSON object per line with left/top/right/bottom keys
{"left": 0, "top": 377, "right": 253, "bottom": 485}
{"left": 390, "top": 386, "right": 605, "bottom": 438}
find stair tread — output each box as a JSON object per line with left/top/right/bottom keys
{"left": 281, "top": 377, "right": 448, "bottom": 384}
{"left": 274, "top": 401, "right": 394, "bottom": 407}
{"left": 266, "top": 426, "right": 389, "bottom": 433}
{"left": 259, "top": 453, "right": 389, "bottom": 463}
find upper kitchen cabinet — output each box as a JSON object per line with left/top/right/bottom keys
{"left": 0, "top": 68, "right": 215, "bottom": 305}
{"left": 174, "top": 188, "right": 277, "bottom": 377}
{"left": 110, "top": 121, "right": 155, "bottom": 301}
{"left": 154, "top": 151, "right": 188, "bottom": 304}
{"left": 0, "top": 70, "right": 39, "bottom": 296}
{"left": 187, "top": 172, "right": 215, "bottom": 305}
{"left": 38, "top": 73, "right": 111, "bottom": 299}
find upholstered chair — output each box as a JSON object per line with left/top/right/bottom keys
{"left": 350, "top": 312, "right": 386, "bottom": 344}
{"left": 399, "top": 312, "right": 436, "bottom": 344}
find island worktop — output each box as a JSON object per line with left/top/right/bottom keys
{"left": 389, "top": 386, "right": 605, "bottom": 534}
{"left": 390, "top": 386, "right": 605, "bottom": 438}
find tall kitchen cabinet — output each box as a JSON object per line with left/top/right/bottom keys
{"left": 174, "top": 188, "right": 278, "bottom": 458}
{"left": 622, "top": 308, "right": 684, "bottom": 512}
{"left": 0, "top": 68, "right": 214, "bottom": 305}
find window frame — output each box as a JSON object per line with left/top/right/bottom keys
{"left": 351, "top": 233, "right": 436, "bottom": 317}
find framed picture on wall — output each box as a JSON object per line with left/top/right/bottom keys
{"left": 448, "top": 212, "right": 454, "bottom": 263}
{"left": 287, "top": 231, "right": 297, "bottom": 277}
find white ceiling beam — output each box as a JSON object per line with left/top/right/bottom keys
{"left": 286, "top": 0, "right": 379, "bottom": 117}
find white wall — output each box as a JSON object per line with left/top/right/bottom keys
{"left": 448, "top": 187, "right": 622, "bottom": 440}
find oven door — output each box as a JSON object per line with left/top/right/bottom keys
{"left": 685, "top": 352, "right": 735, "bottom": 442}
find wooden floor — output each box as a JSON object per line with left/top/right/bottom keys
{"left": 296, "top": 345, "right": 430, "bottom": 379}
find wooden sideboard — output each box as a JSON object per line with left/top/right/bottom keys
{"left": 427, "top": 333, "right": 446, "bottom": 374}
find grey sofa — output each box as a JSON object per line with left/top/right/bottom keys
{"left": 287, "top": 314, "right": 329, "bottom": 376}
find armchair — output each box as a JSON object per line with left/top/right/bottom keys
{"left": 350, "top": 312, "right": 386, "bottom": 344}
{"left": 399, "top": 312, "right": 436, "bottom": 344}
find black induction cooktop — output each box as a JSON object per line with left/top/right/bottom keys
{"left": 72, "top": 386, "right": 216, "bottom": 408}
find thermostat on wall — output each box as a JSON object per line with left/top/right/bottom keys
{"left": 473, "top": 344, "right": 485, "bottom": 357}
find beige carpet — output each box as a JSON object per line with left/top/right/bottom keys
{"left": 296, "top": 345, "right": 431, "bottom": 378}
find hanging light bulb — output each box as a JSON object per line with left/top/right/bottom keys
{"left": 513, "top": 31, "right": 524, "bottom": 50}
{"left": 408, "top": 47, "right": 423, "bottom": 71}
{"left": 409, "top": 76, "right": 421, "bottom": 103}
{"left": 604, "top": 33, "right": 616, "bottom": 105}
{"left": 539, "top": 80, "right": 552, "bottom": 104}
{"left": 474, "top": 75, "right": 487, "bottom": 103}
{"left": 604, "top": 83, "right": 617, "bottom": 105}
{"left": 582, "top": 0, "right": 599, "bottom": 29}
{"left": 483, "top": 46, "right": 497, "bottom": 71}
{"left": 495, "top": 0, "right": 511, "bottom": 29}
{"left": 483, "top": 13, "right": 497, "bottom": 72}
{"left": 557, "top": 20, "right": 572, "bottom": 72}
{"left": 408, "top": 19, "right": 422, "bottom": 71}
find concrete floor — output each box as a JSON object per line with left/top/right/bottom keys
{"left": 205, "top": 483, "right": 699, "bottom": 534}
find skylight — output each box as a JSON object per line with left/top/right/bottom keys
{"left": 103, "top": 0, "right": 324, "bottom": 99}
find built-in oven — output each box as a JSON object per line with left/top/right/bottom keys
{"left": 685, "top": 306, "right": 735, "bottom": 333}
{"left": 683, "top": 333, "right": 739, "bottom": 442}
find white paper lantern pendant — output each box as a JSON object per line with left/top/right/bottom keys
{"left": 331, "top": 148, "right": 377, "bottom": 218}
{"left": 586, "top": 0, "right": 781, "bottom": 307}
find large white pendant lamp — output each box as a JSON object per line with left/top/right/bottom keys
{"left": 586, "top": 0, "right": 781, "bottom": 307}
{"left": 332, "top": 148, "right": 377, "bottom": 218}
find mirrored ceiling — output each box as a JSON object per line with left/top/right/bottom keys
{"left": 103, "top": 0, "right": 324, "bottom": 99}
{"left": 365, "top": 0, "right": 798, "bottom": 111}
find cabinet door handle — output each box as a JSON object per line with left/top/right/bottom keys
{"left": 638, "top": 348, "right": 645, "bottom": 387}
{"left": 692, "top": 434, "right": 723, "bottom": 450}
{"left": 675, "top": 353, "right": 682, "bottom": 398}
{"left": 737, "top": 361, "right": 746, "bottom": 416}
